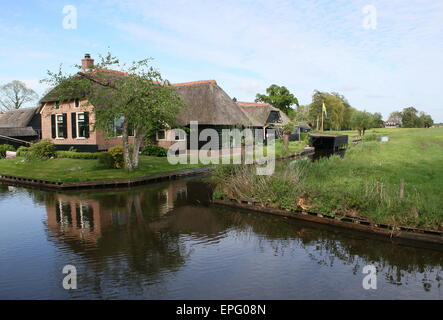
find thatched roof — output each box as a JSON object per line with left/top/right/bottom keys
{"left": 0, "top": 127, "right": 37, "bottom": 137}
{"left": 41, "top": 70, "right": 262, "bottom": 127}
{"left": 0, "top": 108, "right": 38, "bottom": 128}
{"left": 173, "top": 81, "right": 261, "bottom": 126}
{"left": 39, "top": 69, "right": 123, "bottom": 103}
{"left": 236, "top": 102, "right": 290, "bottom": 126}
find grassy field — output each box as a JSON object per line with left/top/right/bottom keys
{"left": 214, "top": 128, "right": 443, "bottom": 230}
{"left": 0, "top": 140, "right": 306, "bottom": 183}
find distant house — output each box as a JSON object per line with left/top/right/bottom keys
{"left": 0, "top": 107, "right": 41, "bottom": 147}
{"left": 39, "top": 54, "right": 281, "bottom": 152}
{"left": 384, "top": 121, "right": 400, "bottom": 128}
{"left": 236, "top": 101, "right": 290, "bottom": 139}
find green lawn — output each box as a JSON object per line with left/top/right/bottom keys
{"left": 0, "top": 140, "right": 306, "bottom": 183}
{"left": 0, "top": 156, "right": 206, "bottom": 182}
{"left": 214, "top": 128, "right": 443, "bottom": 230}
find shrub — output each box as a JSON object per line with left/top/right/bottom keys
{"left": 300, "top": 133, "right": 309, "bottom": 143}
{"left": 0, "top": 144, "right": 15, "bottom": 158}
{"left": 27, "top": 139, "right": 56, "bottom": 160}
{"left": 141, "top": 145, "right": 167, "bottom": 157}
{"left": 56, "top": 151, "right": 98, "bottom": 159}
{"left": 108, "top": 146, "right": 124, "bottom": 168}
{"left": 16, "top": 146, "right": 30, "bottom": 157}
{"left": 98, "top": 152, "right": 115, "bottom": 168}
{"left": 363, "top": 133, "right": 382, "bottom": 142}
{"left": 98, "top": 146, "right": 124, "bottom": 169}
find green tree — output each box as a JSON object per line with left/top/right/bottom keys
{"left": 43, "top": 52, "right": 186, "bottom": 170}
{"left": 291, "top": 105, "right": 309, "bottom": 122}
{"left": 350, "top": 110, "right": 373, "bottom": 136}
{"left": 419, "top": 112, "right": 434, "bottom": 128}
{"left": 0, "top": 80, "right": 38, "bottom": 111}
{"left": 387, "top": 111, "right": 402, "bottom": 126}
{"left": 371, "top": 112, "right": 384, "bottom": 128}
{"left": 308, "top": 91, "right": 348, "bottom": 130}
{"left": 401, "top": 107, "right": 421, "bottom": 128}
{"left": 255, "top": 84, "right": 299, "bottom": 115}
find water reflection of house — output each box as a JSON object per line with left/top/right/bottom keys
{"left": 158, "top": 181, "right": 187, "bottom": 215}
{"left": 45, "top": 181, "right": 189, "bottom": 243}
{"left": 46, "top": 195, "right": 113, "bottom": 243}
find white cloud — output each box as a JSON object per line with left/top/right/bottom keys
{"left": 102, "top": 0, "right": 443, "bottom": 115}
{"left": 2, "top": 0, "right": 442, "bottom": 120}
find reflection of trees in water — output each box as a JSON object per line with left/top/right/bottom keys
{"left": 9, "top": 181, "right": 443, "bottom": 294}
{"left": 101, "top": 192, "right": 190, "bottom": 278}
{"left": 211, "top": 207, "right": 443, "bottom": 290}
{"left": 0, "top": 184, "right": 9, "bottom": 194}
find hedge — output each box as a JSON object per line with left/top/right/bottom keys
{"left": 56, "top": 151, "right": 99, "bottom": 159}
{"left": 141, "top": 145, "right": 167, "bottom": 157}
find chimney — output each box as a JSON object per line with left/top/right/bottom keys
{"left": 81, "top": 53, "right": 94, "bottom": 72}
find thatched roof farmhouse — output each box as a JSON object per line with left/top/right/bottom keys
{"left": 0, "top": 107, "right": 41, "bottom": 147}
{"left": 37, "top": 54, "right": 287, "bottom": 151}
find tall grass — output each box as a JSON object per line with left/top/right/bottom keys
{"left": 213, "top": 128, "right": 443, "bottom": 230}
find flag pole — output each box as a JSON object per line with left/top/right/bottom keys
{"left": 321, "top": 103, "right": 324, "bottom": 132}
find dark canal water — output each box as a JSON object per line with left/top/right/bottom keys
{"left": 0, "top": 178, "right": 442, "bottom": 300}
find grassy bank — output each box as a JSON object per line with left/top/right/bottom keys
{"left": 0, "top": 140, "right": 306, "bottom": 183}
{"left": 213, "top": 128, "right": 443, "bottom": 230}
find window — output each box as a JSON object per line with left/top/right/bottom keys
{"left": 267, "top": 111, "right": 282, "bottom": 124}
{"left": 74, "top": 99, "right": 80, "bottom": 108}
{"left": 76, "top": 203, "right": 94, "bottom": 231}
{"left": 56, "top": 114, "right": 66, "bottom": 138}
{"left": 77, "top": 113, "right": 87, "bottom": 138}
{"left": 56, "top": 200, "right": 72, "bottom": 226}
{"left": 114, "top": 117, "right": 124, "bottom": 136}
{"left": 173, "top": 129, "right": 186, "bottom": 141}
{"left": 156, "top": 130, "right": 166, "bottom": 140}
{"left": 110, "top": 117, "right": 134, "bottom": 137}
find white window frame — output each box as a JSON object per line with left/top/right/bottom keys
{"left": 76, "top": 112, "right": 86, "bottom": 139}
{"left": 173, "top": 129, "right": 186, "bottom": 141}
{"left": 55, "top": 113, "right": 65, "bottom": 139}
{"left": 156, "top": 130, "right": 166, "bottom": 141}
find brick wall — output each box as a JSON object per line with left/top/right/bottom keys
{"left": 41, "top": 100, "right": 97, "bottom": 145}
{"left": 41, "top": 100, "right": 133, "bottom": 151}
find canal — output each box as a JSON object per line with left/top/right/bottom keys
{"left": 0, "top": 177, "right": 442, "bottom": 299}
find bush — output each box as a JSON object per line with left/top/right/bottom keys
{"left": 56, "top": 151, "right": 98, "bottom": 159}
{"left": 0, "top": 144, "right": 15, "bottom": 158}
{"left": 16, "top": 146, "right": 30, "bottom": 157}
{"left": 26, "top": 139, "right": 56, "bottom": 160}
{"left": 141, "top": 144, "right": 167, "bottom": 157}
{"left": 363, "top": 133, "right": 383, "bottom": 142}
{"left": 300, "top": 133, "right": 309, "bottom": 143}
{"left": 98, "top": 146, "right": 124, "bottom": 169}
{"left": 98, "top": 152, "right": 115, "bottom": 168}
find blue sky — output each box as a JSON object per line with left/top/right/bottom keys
{"left": 1, "top": 0, "right": 442, "bottom": 121}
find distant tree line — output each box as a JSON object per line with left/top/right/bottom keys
{"left": 388, "top": 107, "right": 434, "bottom": 128}
{"left": 256, "top": 86, "right": 384, "bottom": 136}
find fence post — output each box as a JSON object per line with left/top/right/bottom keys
{"left": 399, "top": 179, "right": 405, "bottom": 198}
